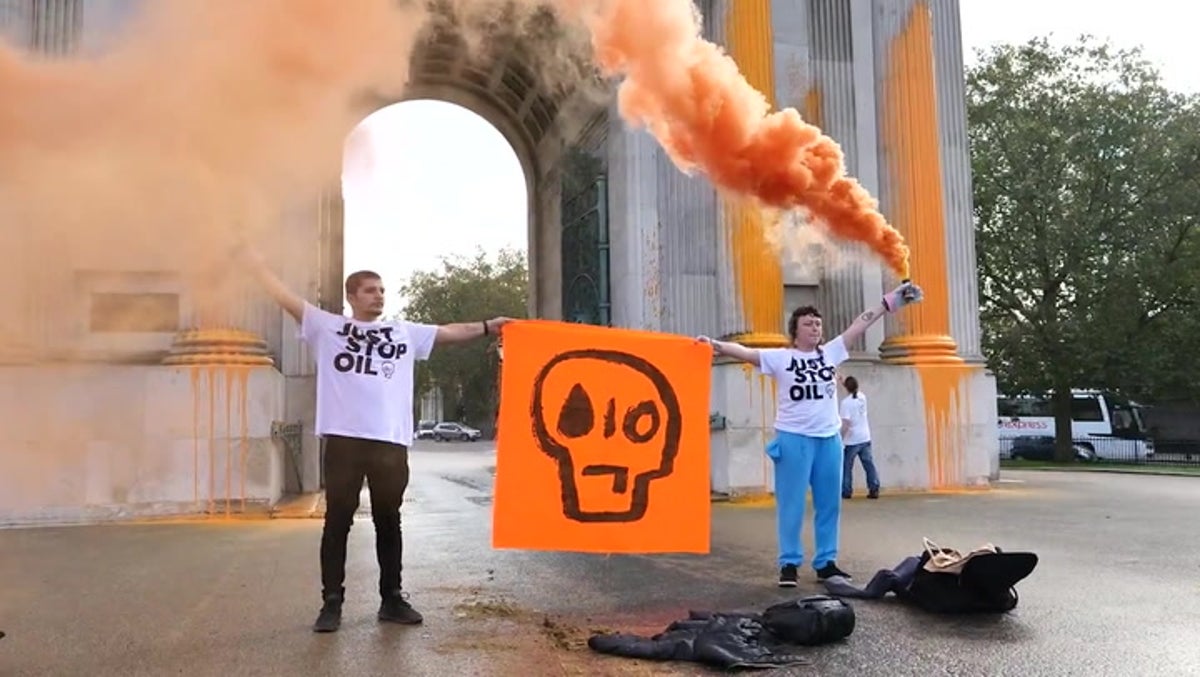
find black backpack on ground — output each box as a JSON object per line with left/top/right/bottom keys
{"left": 761, "top": 595, "right": 856, "bottom": 645}
{"left": 904, "top": 548, "right": 1039, "bottom": 614}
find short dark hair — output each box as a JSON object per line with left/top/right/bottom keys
{"left": 345, "top": 270, "right": 381, "bottom": 296}
{"left": 787, "top": 305, "right": 822, "bottom": 339}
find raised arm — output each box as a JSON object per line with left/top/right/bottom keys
{"left": 697, "top": 336, "right": 761, "bottom": 367}
{"left": 237, "top": 242, "right": 305, "bottom": 324}
{"left": 435, "top": 317, "right": 514, "bottom": 346}
{"left": 838, "top": 281, "right": 924, "bottom": 347}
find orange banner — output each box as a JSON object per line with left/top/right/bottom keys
{"left": 492, "top": 320, "right": 713, "bottom": 554}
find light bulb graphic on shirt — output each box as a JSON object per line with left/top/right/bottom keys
{"left": 380, "top": 361, "right": 395, "bottom": 380}
{"left": 530, "top": 349, "right": 683, "bottom": 523}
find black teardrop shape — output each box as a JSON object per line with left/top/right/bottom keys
{"left": 557, "top": 383, "right": 594, "bottom": 438}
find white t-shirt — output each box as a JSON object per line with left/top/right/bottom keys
{"left": 840, "top": 393, "right": 871, "bottom": 446}
{"left": 300, "top": 302, "right": 437, "bottom": 446}
{"left": 757, "top": 335, "right": 851, "bottom": 437}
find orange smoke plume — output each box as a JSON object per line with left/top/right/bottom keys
{"left": 0, "top": 0, "right": 425, "bottom": 284}
{"left": 575, "top": 0, "right": 911, "bottom": 278}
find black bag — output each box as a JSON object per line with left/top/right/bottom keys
{"left": 906, "top": 549, "right": 1038, "bottom": 614}
{"left": 761, "top": 595, "right": 855, "bottom": 646}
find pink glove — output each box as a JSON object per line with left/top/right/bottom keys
{"left": 882, "top": 281, "right": 924, "bottom": 313}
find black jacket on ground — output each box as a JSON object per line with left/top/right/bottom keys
{"left": 587, "top": 596, "right": 855, "bottom": 670}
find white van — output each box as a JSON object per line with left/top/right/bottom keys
{"left": 997, "top": 389, "right": 1155, "bottom": 461}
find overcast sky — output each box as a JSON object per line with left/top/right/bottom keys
{"left": 342, "top": 0, "right": 1194, "bottom": 310}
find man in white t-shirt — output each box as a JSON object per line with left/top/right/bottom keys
{"left": 698, "top": 281, "right": 922, "bottom": 587}
{"left": 240, "top": 245, "right": 512, "bottom": 633}
{"left": 839, "top": 376, "right": 880, "bottom": 499}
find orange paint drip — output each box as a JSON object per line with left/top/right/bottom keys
{"left": 728, "top": 203, "right": 785, "bottom": 341}
{"left": 583, "top": 0, "right": 910, "bottom": 277}
{"left": 882, "top": 2, "right": 954, "bottom": 349}
{"left": 188, "top": 361, "right": 255, "bottom": 518}
{"left": 877, "top": 3, "right": 977, "bottom": 489}
{"left": 723, "top": 1, "right": 785, "bottom": 342}
{"left": 915, "top": 365, "right": 972, "bottom": 489}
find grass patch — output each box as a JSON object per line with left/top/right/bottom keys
{"left": 1001, "top": 459, "right": 1200, "bottom": 476}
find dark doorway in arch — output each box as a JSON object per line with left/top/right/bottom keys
{"left": 560, "top": 145, "right": 611, "bottom": 327}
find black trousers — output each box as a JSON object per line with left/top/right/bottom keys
{"left": 319, "top": 435, "right": 410, "bottom": 601}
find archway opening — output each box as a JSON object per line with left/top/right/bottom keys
{"left": 340, "top": 98, "right": 530, "bottom": 433}
{"left": 341, "top": 99, "right": 529, "bottom": 314}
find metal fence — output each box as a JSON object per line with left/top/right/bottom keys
{"left": 999, "top": 435, "right": 1200, "bottom": 465}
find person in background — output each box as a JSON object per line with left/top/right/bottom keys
{"left": 840, "top": 375, "right": 880, "bottom": 500}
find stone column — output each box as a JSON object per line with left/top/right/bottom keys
{"left": 316, "top": 188, "right": 345, "bottom": 314}
{"left": 930, "top": 0, "right": 983, "bottom": 361}
{"left": 607, "top": 115, "right": 662, "bottom": 333}
{"left": 28, "top": 0, "right": 81, "bottom": 55}
{"left": 0, "top": 0, "right": 30, "bottom": 48}
{"left": 804, "top": 0, "right": 873, "bottom": 352}
{"left": 872, "top": 0, "right": 960, "bottom": 364}
{"left": 849, "top": 0, "right": 888, "bottom": 355}
{"left": 720, "top": 0, "right": 787, "bottom": 346}
{"left": 863, "top": 0, "right": 997, "bottom": 492}
{"left": 0, "top": 0, "right": 82, "bottom": 363}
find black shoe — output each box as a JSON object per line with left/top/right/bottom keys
{"left": 378, "top": 592, "right": 424, "bottom": 625}
{"left": 816, "top": 562, "right": 852, "bottom": 581}
{"left": 868, "top": 491, "right": 879, "bottom": 499}
{"left": 842, "top": 493, "right": 852, "bottom": 500}
{"left": 312, "top": 597, "right": 342, "bottom": 633}
{"left": 778, "top": 564, "right": 799, "bottom": 588}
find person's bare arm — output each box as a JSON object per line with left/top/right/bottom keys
{"left": 238, "top": 244, "right": 305, "bottom": 323}
{"left": 838, "top": 281, "right": 925, "bottom": 347}
{"left": 435, "top": 317, "right": 513, "bottom": 346}
{"left": 838, "top": 302, "right": 889, "bottom": 348}
{"left": 698, "top": 336, "right": 761, "bottom": 367}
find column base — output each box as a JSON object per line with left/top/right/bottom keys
{"left": 162, "top": 329, "right": 275, "bottom": 367}
{"left": 708, "top": 358, "right": 776, "bottom": 497}
{"left": 878, "top": 334, "right": 962, "bottom": 364}
{"left": 838, "top": 358, "right": 998, "bottom": 491}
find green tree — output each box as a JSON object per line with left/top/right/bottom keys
{"left": 968, "top": 36, "right": 1200, "bottom": 460}
{"left": 399, "top": 247, "right": 529, "bottom": 434}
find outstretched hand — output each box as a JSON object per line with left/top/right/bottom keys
{"left": 229, "top": 232, "right": 265, "bottom": 270}
{"left": 882, "top": 281, "right": 924, "bottom": 313}
{"left": 486, "top": 317, "right": 515, "bottom": 335}
{"left": 695, "top": 335, "right": 721, "bottom": 354}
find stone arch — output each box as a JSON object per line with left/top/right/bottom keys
{"left": 335, "top": 8, "right": 608, "bottom": 321}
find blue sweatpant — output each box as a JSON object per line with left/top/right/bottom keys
{"left": 768, "top": 430, "right": 843, "bottom": 570}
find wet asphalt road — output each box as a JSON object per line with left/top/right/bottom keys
{"left": 2, "top": 441, "right": 1199, "bottom": 676}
